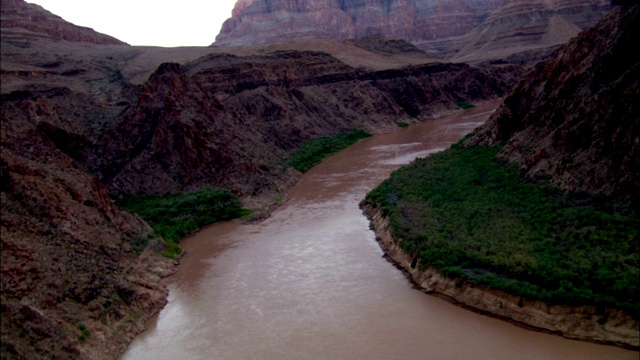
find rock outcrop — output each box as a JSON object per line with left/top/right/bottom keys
{"left": 467, "top": 4, "right": 639, "bottom": 205}
{"left": 0, "top": 69, "right": 176, "bottom": 360}
{"left": 215, "top": 0, "right": 610, "bottom": 63}
{"left": 0, "top": 0, "right": 126, "bottom": 45}
{"left": 0, "top": 2, "right": 171, "bottom": 359}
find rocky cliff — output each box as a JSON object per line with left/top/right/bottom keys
{"left": 0, "top": 1, "right": 171, "bottom": 359}
{"left": 467, "top": 4, "right": 639, "bottom": 205}
{"left": 0, "top": 0, "right": 126, "bottom": 45}
{"left": 216, "top": 0, "right": 500, "bottom": 52}
{"left": 215, "top": 0, "right": 610, "bottom": 63}
{"left": 96, "top": 52, "right": 521, "bottom": 198}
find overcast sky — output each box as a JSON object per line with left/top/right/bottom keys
{"left": 27, "top": 0, "right": 238, "bottom": 47}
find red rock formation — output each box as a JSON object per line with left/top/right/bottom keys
{"left": 1, "top": 89, "right": 175, "bottom": 359}
{"left": 0, "top": 2, "right": 169, "bottom": 359}
{"left": 0, "top": 0, "right": 126, "bottom": 45}
{"left": 467, "top": 4, "right": 639, "bottom": 205}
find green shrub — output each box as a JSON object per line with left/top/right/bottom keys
{"left": 365, "top": 145, "right": 639, "bottom": 317}
{"left": 78, "top": 324, "right": 90, "bottom": 341}
{"left": 396, "top": 121, "right": 409, "bottom": 128}
{"left": 117, "top": 188, "right": 251, "bottom": 258}
{"left": 163, "top": 240, "right": 183, "bottom": 259}
{"left": 288, "top": 129, "right": 371, "bottom": 172}
{"left": 456, "top": 101, "right": 475, "bottom": 109}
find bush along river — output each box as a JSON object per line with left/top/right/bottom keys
{"left": 123, "top": 102, "right": 637, "bottom": 359}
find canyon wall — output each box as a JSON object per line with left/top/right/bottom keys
{"left": 215, "top": 0, "right": 611, "bottom": 63}
{"left": 467, "top": 4, "right": 639, "bottom": 205}
{"left": 96, "top": 52, "right": 521, "bottom": 198}
{"left": 1, "top": 2, "right": 172, "bottom": 359}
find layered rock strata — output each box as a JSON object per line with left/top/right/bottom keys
{"left": 215, "top": 0, "right": 610, "bottom": 63}
{"left": 452, "top": 0, "right": 611, "bottom": 63}
{"left": 1, "top": 1, "right": 171, "bottom": 359}
{"left": 0, "top": 0, "right": 126, "bottom": 45}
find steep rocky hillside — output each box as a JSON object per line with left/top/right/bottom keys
{"left": 0, "top": 0, "right": 125, "bottom": 45}
{"left": 96, "top": 53, "right": 520, "bottom": 198}
{"left": 467, "top": 4, "right": 639, "bottom": 205}
{"left": 0, "top": 1, "right": 173, "bottom": 359}
{"left": 215, "top": 0, "right": 610, "bottom": 63}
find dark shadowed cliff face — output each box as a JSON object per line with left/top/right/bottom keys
{"left": 215, "top": 0, "right": 610, "bottom": 63}
{"left": 467, "top": 5, "right": 639, "bottom": 205}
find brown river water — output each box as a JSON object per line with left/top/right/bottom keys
{"left": 122, "top": 102, "right": 637, "bottom": 360}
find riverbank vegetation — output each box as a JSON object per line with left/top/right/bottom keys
{"left": 288, "top": 129, "right": 371, "bottom": 172}
{"left": 116, "top": 188, "right": 250, "bottom": 258}
{"left": 364, "top": 143, "right": 639, "bottom": 317}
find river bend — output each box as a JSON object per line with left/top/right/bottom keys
{"left": 123, "top": 102, "right": 636, "bottom": 359}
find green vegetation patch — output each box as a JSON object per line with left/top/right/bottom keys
{"left": 117, "top": 188, "right": 251, "bottom": 258}
{"left": 364, "top": 145, "right": 639, "bottom": 317}
{"left": 78, "top": 324, "right": 90, "bottom": 341}
{"left": 456, "top": 101, "right": 475, "bottom": 109}
{"left": 396, "top": 121, "right": 410, "bottom": 128}
{"left": 288, "top": 129, "right": 371, "bottom": 172}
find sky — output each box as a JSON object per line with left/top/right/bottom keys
{"left": 27, "top": 0, "right": 239, "bottom": 47}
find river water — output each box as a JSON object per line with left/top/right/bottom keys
{"left": 122, "top": 102, "right": 636, "bottom": 360}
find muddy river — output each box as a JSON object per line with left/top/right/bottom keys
{"left": 123, "top": 102, "right": 636, "bottom": 359}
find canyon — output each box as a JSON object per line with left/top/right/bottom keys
{"left": 1, "top": 1, "right": 519, "bottom": 358}
{"left": 1, "top": 0, "right": 637, "bottom": 358}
